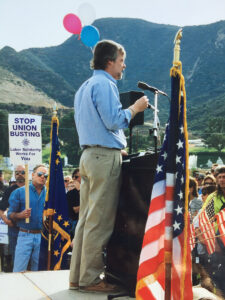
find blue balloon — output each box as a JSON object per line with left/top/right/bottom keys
{"left": 80, "top": 25, "right": 100, "bottom": 48}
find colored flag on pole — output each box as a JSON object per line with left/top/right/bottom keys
{"left": 136, "top": 62, "right": 193, "bottom": 300}
{"left": 39, "top": 113, "right": 71, "bottom": 270}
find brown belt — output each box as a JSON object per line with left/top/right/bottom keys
{"left": 83, "top": 145, "right": 120, "bottom": 151}
{"left": 20, "top": 228, "right": 41, "bottom": 234}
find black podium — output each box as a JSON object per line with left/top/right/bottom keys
{"left": 106, "top": 151, "right": 158, "bottom": 296}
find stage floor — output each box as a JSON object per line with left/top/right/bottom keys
{"left": 0, "top": 269, "right": 221, "bottom": 300}
{"left": 0, "top": 270, "right": 134, "bottom": 300}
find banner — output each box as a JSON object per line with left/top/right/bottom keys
{"left": 8, "top": 114, "right": 42, "bottom": 168}
{"left": 0, "top": 218, "right": 8, "bottom": 244}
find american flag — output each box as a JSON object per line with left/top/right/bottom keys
{"left": 198, "top": 209, "right": 215, "bottom": 255}
{"left": 215, "top": 208, "right": 225, "bottom": 246}
{"left": 136, "top": 65, "right": 193, "bottom": 300}
{"left": 197, "top": 198, "right": 216, "bottom": 255}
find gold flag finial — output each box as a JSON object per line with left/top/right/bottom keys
{"left": 53, "top": 102, "right": 58, "bottom": 117}
{"left": 173, "top": 29, "right": 182, "bottom": 66}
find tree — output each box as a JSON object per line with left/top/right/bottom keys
{"left": 0, "top": 111, "right": 9, "bottom": 156}
{"left": 204, "top": 117, "right": 225, "bottom": 152}
{"left": 58, "top": 111, "right": 81, "bottom": 165}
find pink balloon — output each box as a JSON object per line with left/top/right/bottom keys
{"left": 63, "top": 14, "right": 82, "bottom": 34}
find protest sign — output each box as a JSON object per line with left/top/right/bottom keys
{"left": 8, "top": 114, "right": 42, "bottom": 168}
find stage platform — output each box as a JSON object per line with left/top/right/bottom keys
{"left": 0, "top": 270, "right": 134, "bottom": 300}
{"left": 0, "top": 269, "right": 222, "bottom": 300}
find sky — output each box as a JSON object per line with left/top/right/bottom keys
{"left": 0, "top": 0, "right": 225, "bottom": 51}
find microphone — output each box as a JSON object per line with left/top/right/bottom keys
{"left": 138, "top": 81, "right": 168, "bottom": 98}
{"left": 148, "top": 103, "right": 159, "bottom": 112}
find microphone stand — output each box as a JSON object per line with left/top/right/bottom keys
{"left": 153, "top": 91, "right": 159, "bottom": 154}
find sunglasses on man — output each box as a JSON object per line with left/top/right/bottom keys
{"left": 74, "top": 175, "right": 80, "bottom": 179}
{"left": 15, "top": 170, "right": 25, "bottom": 175}
{"left": 37, "top": 171, "right": 48, "bottom": 178}
{"left": 204, "top": 181, "right": 214, "bottom": 185}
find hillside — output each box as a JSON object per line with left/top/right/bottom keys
{"left": 0, "top": 66, "right": 65, "bottom": 108}
{"left": 0, "top": 18, "right": 225, "bottom": 131}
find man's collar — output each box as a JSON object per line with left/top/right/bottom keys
{"left": 31, "top": 182, "right": 45, "bottom": 192}
{"left": 93, "top": 70, "right": 117, "bottom": 84}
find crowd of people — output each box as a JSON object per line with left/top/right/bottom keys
{"left": 0, "top": 166, "right": 80, "bottom": 273}
{"left": 189, "top": 163, "right": 225, "bottom": 297}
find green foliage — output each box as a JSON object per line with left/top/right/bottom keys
{"left": 42, "top": 147, "right": 51, "bottom": 165}
{"left": 204, "top": 117, "right": 225, "bottom": 152}
{"left": 58, "top": 110, "right": 81, "bottom": 165}
{"left": 0, "top": 111, "right": 8, "bottom": 156}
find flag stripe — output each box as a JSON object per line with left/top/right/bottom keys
{"left": 139, "top": 234, "right": 165, "bottom": 265}
{"left": 143, "top": 219, "right": 165, "bottom": 247}
{"left": 137, "top": 249, "right": 165, "bottom": 280}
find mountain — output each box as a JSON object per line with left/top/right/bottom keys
{"left": 0, "top": 46, "right": 74, "bottom": 107}
{"left": 0, "top": 66, "right": 65, "bottom": 108}
{"left": 0, "top": 18, "right": 225, "bottom": 130}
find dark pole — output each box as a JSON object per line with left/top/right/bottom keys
{"left": 47, "top": 215, "right": 53, "bottom": 270}
{"left": 129, "top": 127, "right": 133, "bottom": 154}
{"left": 153, "top": 91, "right": 159, "bottom": 155}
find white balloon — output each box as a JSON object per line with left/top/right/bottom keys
{"left": 78, "top": 2, "right": 96, "bottom": 25}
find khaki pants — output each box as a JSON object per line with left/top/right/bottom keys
{"left": 69, "top": 147, "right": 122, "bottom": 286}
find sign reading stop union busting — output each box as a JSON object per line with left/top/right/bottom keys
{"left": 8, "top": 114, "right": 42, "bottom": 166}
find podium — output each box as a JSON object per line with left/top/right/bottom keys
{"left": 106, "top": 151, "right": 158, "bottom": 296}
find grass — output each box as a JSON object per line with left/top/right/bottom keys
{"left": 42, "top": 147, "right": 51, "bottom": 164}
{"left": 189, "top": 146, "right": 225, "bottom": 153}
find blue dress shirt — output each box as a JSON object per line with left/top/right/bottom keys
{"left": 8, "top": 184, "right": 46, "bottom": 230}
{"left": 74, "top": 70, "right": 132, "bottom": 149}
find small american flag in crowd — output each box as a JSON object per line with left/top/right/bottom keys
{"left": 190, "top": 221, "right": 195, "bottom": 252}
{"left": 215, "top": 208, "right": 225, "bottom": 246}
{"left": 199, "top": 209, "right": 215, "bottom": 255}
{"left": 136, "top": 65, "right": 193, "bottom": 300}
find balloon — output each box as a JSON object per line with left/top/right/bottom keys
{"left": 77, "top": 3, "right": 96, "bottom": 25}
{"left": 80, "top": 25, "right": 100, "bottom": 48}
{"left": 63, "top": 14, "right": 82, "bottom": 34}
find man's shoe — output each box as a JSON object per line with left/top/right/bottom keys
{"left": 80, "top": 280, "right": 120, "bottom": 293}
{"left": 69, "top": 282, "right": 79, "bottom": 290}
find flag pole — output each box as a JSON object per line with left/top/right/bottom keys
{"left": 47, "top": 102, "right": 58, "bottom": 270}
{"left": 173, "top": 29, "right": 182, "bottom": 66}
{"left": 165, "top": 29, "right": 183, "bottom": 300}
{"left": 25, "top": 163, "right": 30, "bottom": 223}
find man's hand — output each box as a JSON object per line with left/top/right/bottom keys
{"left": 121, "top": 149, "right": 128, "bottom": 156}
{"left": 20, "top": 208, "right": 31, "bottom": 219}
{"left": 72, "top": 206, "right": 80, "bottom": 214}
{"left": 133, "top": 96, "right": 149, "bottom": 113}
{"left": 0, "top": 213, "right": 14, "bottom": 227}
{"left": 3, "top": 216, "right": 14, "bottom": 227}
{"left": 11, "top": 208, "right": 32, "bottom": 221}
{"left": 73, "top": 180, "right": 80, "bottom": 191}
